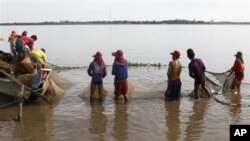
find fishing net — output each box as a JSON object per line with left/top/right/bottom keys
{"left": 179, "top": 70, "right": 234, "bottom": 98}
{"left": 79, "top": 85, "right": 108, "bottom": 99}
{"left": 202, "top": 70, "right": 249, "bottom": 107}
{"left": 15, "top": 71, "right": 73, "bottom": 102}
{"left": 45, "top": 72, "right": 74, "bottom": 101}
{"left": 79, "top": 80, "right": 135, "bottom": 100}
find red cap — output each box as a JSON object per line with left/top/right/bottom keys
{"left": 112, "top": 49, "right": 123, "bottom": 57}
{"left": 92, "top": 51, "right": 102, "bottom": 57}
{"left": 170, "top": 50, "right": 180, "bottom": 58}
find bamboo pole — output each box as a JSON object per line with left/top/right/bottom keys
{"left": 16, "top": 85, "right": 24, "bottom": 121}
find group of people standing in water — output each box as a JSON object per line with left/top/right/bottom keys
{"left": 87, "top": 48, "right": 245, "bottom": 102}
{"left": 88, "top": 50, "right": 128, "bottom": 103}
{"left": 3, "top": 31, "right": 245, "bottom": 103}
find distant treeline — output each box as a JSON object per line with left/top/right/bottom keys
{"left": 1, "top": 19, "right": 250, "bottom": 25}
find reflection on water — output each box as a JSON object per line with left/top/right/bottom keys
{"left": 0, "top": 24, "right": 250, "bottom": 140}
{"left": 14, "top": 103, "right": 53, "bottom": 141}
{"left": 112, "top": 103, "right": 129, "bottom": 141}
{"left": 88, "top": 103, "right": 108, "bottom": 140}
{"left": 165, "top": 100, "right": 181, "bottom": 141}
{"left": 0, "top": 102, "right": 53, "bottom": 141}
{"left": 185, "top": 99, "right": 210, "bottom": 141}
{"left": 230, "top": 94, "right": 242, "bottom": 123}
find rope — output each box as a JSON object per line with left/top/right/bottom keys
{"left": 0, "top": 69, "right": 51, "bottom": 104}
{"left": 0, "top": 100, "right": 18, "bottom": 109}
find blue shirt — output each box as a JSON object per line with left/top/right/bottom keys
{"left": 112, "top": 60, "right": 128, "bottom": 81}
{"left": 87, "top": 61, "right": 107, "bottom": 83}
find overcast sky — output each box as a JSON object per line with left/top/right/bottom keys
{"left": 1, "top": 0, "right": 250, "bottom": 23}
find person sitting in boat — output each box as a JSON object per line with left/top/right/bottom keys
{"left": 165, "top": 50, "right": 182, "bottom": 100}
{"left": 87, "top": 51, "right": 107, "bottom": 102}
{"left": 230, "top": 51, "right": 244, "bottom": 91}
{"left": 29, "top": 48, "right": 48, "bottom": 71}
{"left": 8, "top": 30, "right": 18, "bottom": 56}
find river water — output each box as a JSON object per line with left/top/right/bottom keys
{"left": 0, "top": 25, "right": 250, "bottom": 141}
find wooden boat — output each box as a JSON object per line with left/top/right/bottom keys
{"left": 0, "top": 69, "right": 52, "bottom": 103}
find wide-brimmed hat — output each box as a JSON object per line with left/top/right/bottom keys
{"left": 93, "top": 51, "right": 102, "bottom": 57}
{"left": 170, "top": 50, "right": 180, "bottom": 58}
{"left": 112, "top": 50, "right": 123, "bottom": 57}
{"left": 234, "top": 51, "right": 243, "bottom": 58}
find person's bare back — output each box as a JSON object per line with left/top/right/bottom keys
{"left": 167, "top": 60, "right": 182, "bottom": 80}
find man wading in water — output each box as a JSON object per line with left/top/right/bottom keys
{"left": 112, "top": 50, "right": 128, "bottom": 102}
{"left": 187, "top": 49, "right": 211, "bottom": 99}
{"left": 87, "top": 51, "right": 107, "bottom": 102}
{"left": 165, "top": 50, "right": 182, "bottom": 100}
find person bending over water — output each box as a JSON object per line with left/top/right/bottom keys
{"left": 187, "top": 49, "right": 211, "bottom": 99}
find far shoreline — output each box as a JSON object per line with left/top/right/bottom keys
{"left": 1, "top": 20, "right": 250, "bottom": 26}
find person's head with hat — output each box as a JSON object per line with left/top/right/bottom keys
{"left": 170, "top": 50, "right": 181, "bottom": 60}
{"left": 187, "top": 48, "right": 195, "bottom": 60}
{"left": 93, "top": 51, "right": 105, "bottom": 65}
{"left": 112, "top": 49, "right": 125, "bottom": 64}
{"left": 234, "top": 51, "right": 244, "bottom": 64}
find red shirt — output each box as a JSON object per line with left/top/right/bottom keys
{"left": 20, "top": 35, "right": 35, "bottom": 51}
{"left": 231, "top": 59, "right": 244, "bottom": 73}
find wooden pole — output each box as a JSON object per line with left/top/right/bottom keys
{"left": 17, "top": 85, "right": 24, "bottom": 121}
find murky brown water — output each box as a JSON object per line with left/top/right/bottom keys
{"left": 1, "top": 25, "right": 250, "bottom": 141}
{"left": 1, "top": 67, "right": 249, "bottom": 141}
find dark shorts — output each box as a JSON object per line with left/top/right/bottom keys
{"left": 114, "top": 80, "right": 128, "bottom": 96}
{"left": 165, "top": 79, "right": 182, "bottom": 98}
{"left": 92, "top": 81, "right": 103, "bottom": 85}
{"left": 235, "top": 72, "right": 244, "bottom": 81}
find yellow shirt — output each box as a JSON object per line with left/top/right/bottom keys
{"left": 30, "top": 49, "right": 48, "bottom": 65}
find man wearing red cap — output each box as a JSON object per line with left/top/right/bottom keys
{"left": 112, "top": 49, "right": 128, "bottom": 102}
{"left": 165, "top": 50, "right": 182, "bottom": 100}
{"left": 87, "top": 51, "right": 107, "bottom": 102}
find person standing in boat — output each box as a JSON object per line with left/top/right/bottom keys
{"left": 20, "top": 34, "right": 37, "bottom": 51}
{"left": 87, "top": 51, "right": 107, "bottom": 102}
{"left": 187, "top": 49, "right": 211, "bottom": 99}
{"left": 230, "top": 51, "right": 244, "bottom": 91}
{"left": 8, "top": 30, "right": 18, "bottom": 56}
{"left": 29, "top": 48, "right": 48, "bottom": 71}
{"left": 15, "top": 33, "right": 38, "bottom": 61}
{"left": 112, "top": 49, "right": 128, "bottom": 102}
{"left": 165, "top": 50, "right": 182, "bottom": 100}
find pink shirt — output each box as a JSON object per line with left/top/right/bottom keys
{"left": 20, "top": 35, "right": 35, "bottom": 51}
